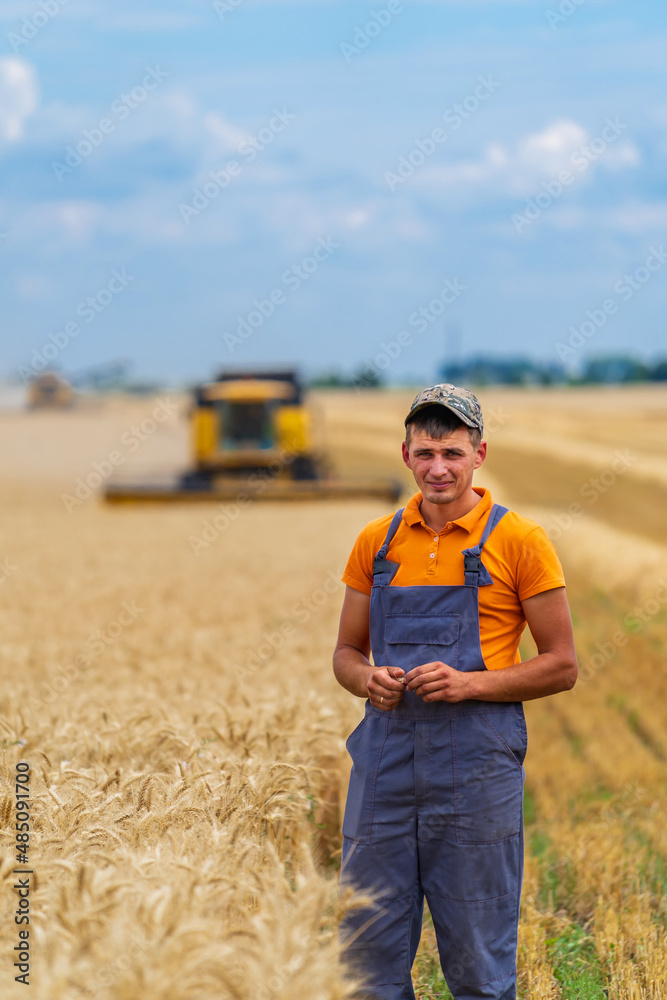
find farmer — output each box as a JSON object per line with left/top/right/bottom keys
{"left": 333, "top": 384, "right": 577, "bottom": 1000}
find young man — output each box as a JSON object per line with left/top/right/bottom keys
{"left": 333, "top": 384, "right": 577, "bottom": 1000}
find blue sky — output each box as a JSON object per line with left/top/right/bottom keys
{"left": 1, "top": 0, "right": 666, "bottom": 384}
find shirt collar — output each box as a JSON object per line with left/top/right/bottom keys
{"left": 402, "top": 486, "right": 493, "bottom": 534}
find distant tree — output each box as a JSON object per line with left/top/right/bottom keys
{"left": 307, "top": 368, "right": 386, "bottom": 389}
{"left": 649, "top": 358, "right": 667, "bottom": 381}
{"left": 580, "top": 354, "right": 650, "bottom": 384}
{"left": 350, "top": 366, "right": 385, "bottom": 389}
{"left": 539, "top": 362, "right": 569, "bottom": 385}
{"left": 308, "top": 371, "right": 351, "bottom": 388}
{"left": 439, "top": 355, "right": 567, "bottom": 387}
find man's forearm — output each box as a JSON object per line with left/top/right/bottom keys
{"left": 333, "top": 644, "right": 376, "bottom": 699}
{"left": 465, "top": 651, "right": 577, "bottom": 702}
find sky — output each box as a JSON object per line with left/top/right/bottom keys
{"left": 0, "top": 0, "right": 666, "bottom": 385}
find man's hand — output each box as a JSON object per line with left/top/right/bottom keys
{"left": 368, "top": 667, "right": 406, "bottom": 711}
{"left": 404, "top": 661, "right": 471, "bottom": 703}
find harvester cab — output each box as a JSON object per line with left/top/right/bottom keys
{"left": 186, "top": 368, "right": 320, "bottom": 486}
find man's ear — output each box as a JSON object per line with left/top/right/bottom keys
{"left": 473, "top": 440, "right": 487, "bottom": 470}
{"left": 401, "top": 441, "right": 412, "bottom": 469}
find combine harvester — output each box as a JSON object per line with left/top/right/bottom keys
{"left": 104, "top": 367, "right": 402, "bottom": 504}
{"left": 27, "top": 372, "right": 75, "bottom": 409}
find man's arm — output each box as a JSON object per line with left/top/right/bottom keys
{"left": 406, "top": 586, "right": 578, "bottom": 703}
{"left": 333, "top": 585, "right": 406, "bottom": 710}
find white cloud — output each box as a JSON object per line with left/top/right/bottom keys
{"left": 0, "top": 57, "right": 38, "bottom": 143}
{"left": 517, "top": 119, "right": 589, "bottom": 175}
{"left": 604, "top": 202, "right": 667, "bottom": 232}
{"left": 414, "top": 118, "right": 641, "bottom": 200}
{"left": 203, "top": 111, "right": 251, "bottom": 152}
{"left": 101, "top": 11, "right": 206, "bottom": 30}
{"left": 605, "top": 142, "right": 641, "bottom": 168}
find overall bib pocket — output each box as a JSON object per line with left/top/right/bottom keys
{"left": 384, "top": 614, "right": 460, "bottom": 670}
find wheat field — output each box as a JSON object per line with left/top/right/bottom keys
{"left": 0, "top": 385, "right": 665, "bottom": 999}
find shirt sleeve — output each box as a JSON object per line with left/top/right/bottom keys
{"left": 341, "top": 524, "right": 375, "bottom": 595}
{"left": 515, "top": 525, "right": 566, "bottom": 601}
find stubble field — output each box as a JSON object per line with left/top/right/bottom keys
{"left": 0, "top": 385, "right": 665, "bottom": 999}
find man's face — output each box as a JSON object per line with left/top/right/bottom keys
{"left": 401, "top": 425, "right": 486, "bottom": 505}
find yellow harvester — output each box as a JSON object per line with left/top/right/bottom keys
{"left": 27, "top": 372, "right": 74, "bottom": 409}
{"left": 104, "top": 367, "right": 401, "bottom": 503}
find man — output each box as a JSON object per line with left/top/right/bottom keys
{"left": 333, "top": 384, "right": 577, "bottom": 1000}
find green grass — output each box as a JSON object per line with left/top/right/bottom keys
{"left": 529, "top": 829, "right": 551, "bottom": 859}
{"left": 547, "top": 924, "right": 608, "bottom": 999}
{"left": 523, "top": 786, "right": 537, "bottom": 826}
{"left": 607, "top": 695, "right": 666, "bottom": 761}
{"left": 413, "top": 910, "right": 455, "bottom": 999}
{"left": 538, "top": 853, "right": 577, "bottom": 912}
{"left": 627, "top": 832, "right": 667, "bottom": 926}
{"left": 413, "top": 948, "right": 454, "bottom": 1000}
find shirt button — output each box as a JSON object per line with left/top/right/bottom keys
{"left": 429, "top": 553, "right": 435, "bottom": 559}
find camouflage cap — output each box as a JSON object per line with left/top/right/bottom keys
{"left": 405, "top": 383, "right": 484, "bottom": 434}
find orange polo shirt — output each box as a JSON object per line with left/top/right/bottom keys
{"left": 341, "top": 487, "right": 565, "bottom": 671}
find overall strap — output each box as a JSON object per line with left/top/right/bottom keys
{"left": 373, "top": 508, "right": 404, "bottom": 577}
{"left": 462, "top": 504, "right": 509, "bottom": 588}
{"left": 478, "top": 503, "right": 509, "bottom": 550}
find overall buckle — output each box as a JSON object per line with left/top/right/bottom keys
{"left": 464, "top": 554, "right": 482, "bottom": 574}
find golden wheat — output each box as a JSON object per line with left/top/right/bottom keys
{"left": 0, "top": 387, "right": 664, "bottom": 998}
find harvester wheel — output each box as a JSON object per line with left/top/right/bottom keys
{"left": 291, "top": 456, "right": 319, "bottom": 481}
{"left": 180, "top": 471, "right": 213, "bottom": 490}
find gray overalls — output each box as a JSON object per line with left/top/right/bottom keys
{"left": 341, "top": 504, "right": 526, "bottom": 1000}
